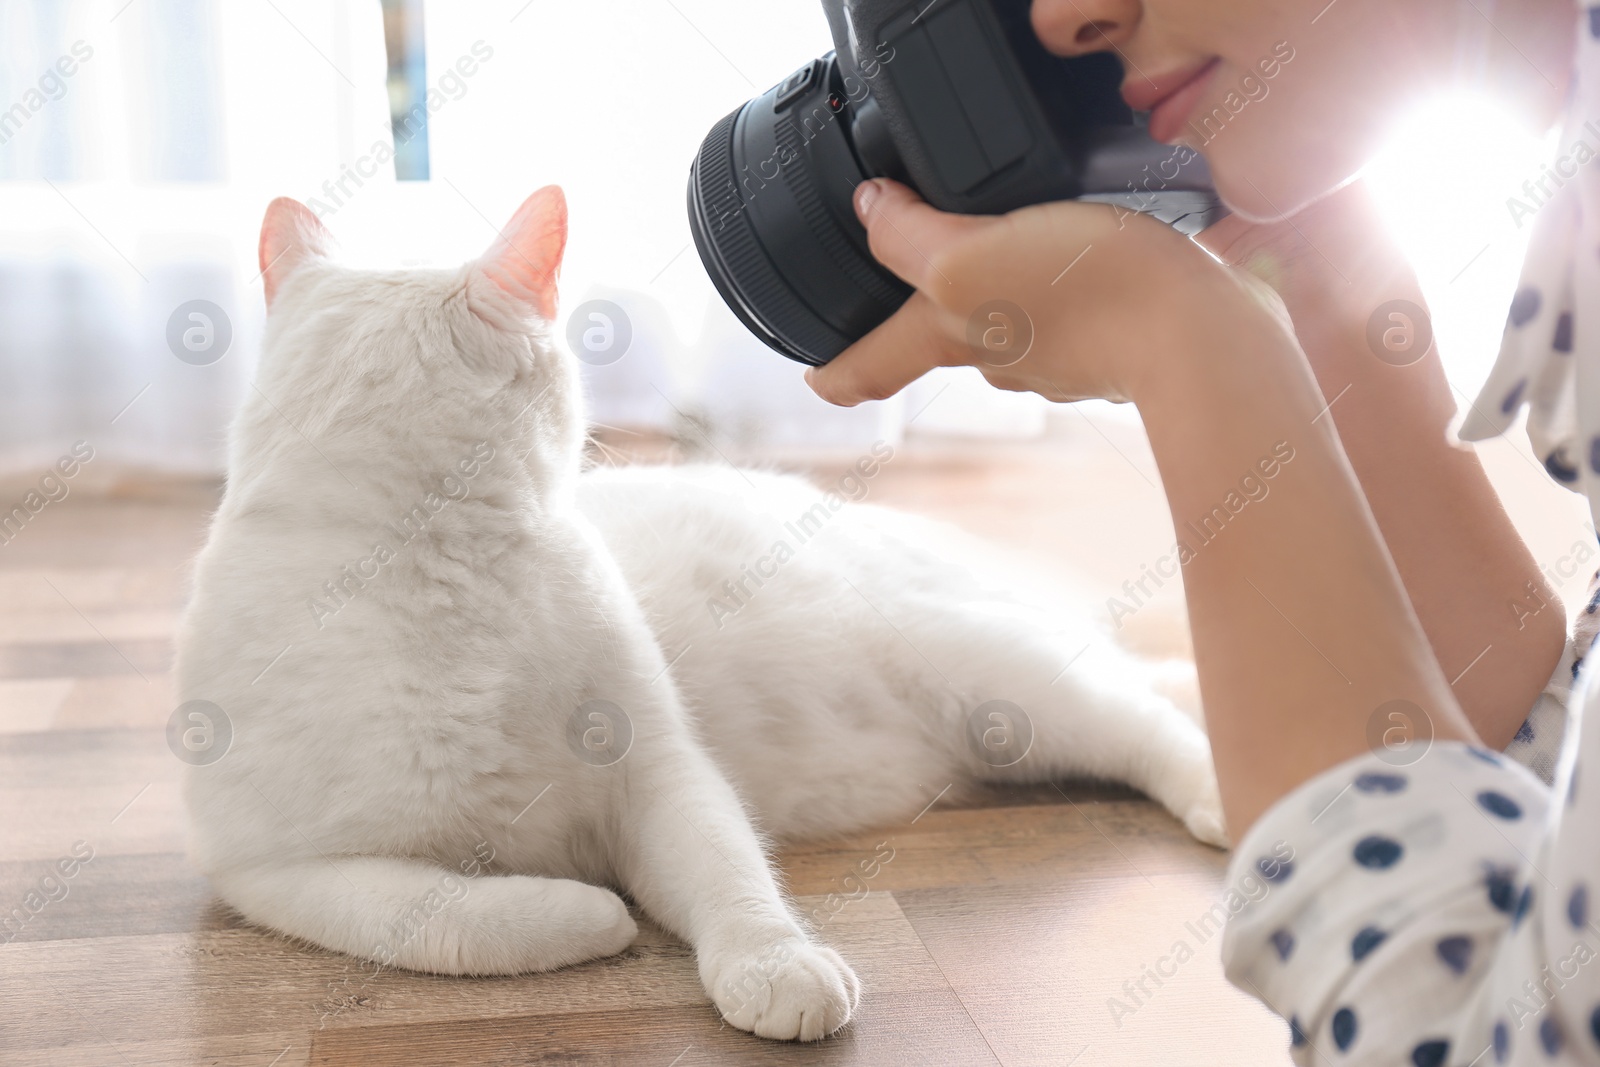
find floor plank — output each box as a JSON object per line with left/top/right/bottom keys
{"left": 0, "top": 441, "right": 1294, "bottom": 1065}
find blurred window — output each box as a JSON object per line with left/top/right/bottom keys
{"left": 380, "top": 0, "right": 427, "bottom": 180}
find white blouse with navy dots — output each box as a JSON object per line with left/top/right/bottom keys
{"left": 1221, "top": 4, "right": 1600, "bottom": 1064}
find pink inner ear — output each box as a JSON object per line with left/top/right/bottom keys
{"left": 260, "top": 197, "right": 331, "bottom": 307}
{"left": 480, "top": 185, "right": 568, "bottom": 321}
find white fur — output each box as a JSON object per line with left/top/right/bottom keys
{"left": 177, "top": 198, "right": 1223, "bottom": 1043}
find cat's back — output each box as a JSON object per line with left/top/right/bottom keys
{"left": 176, "top": 463, "right": 610, "bottom": 873}
{"left": 574, "top": 461, "right": 1006, "bottom": 612}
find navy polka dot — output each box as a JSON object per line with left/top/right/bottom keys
{"left": 1468, "top": 747, "right": 1505, "bottom": 767}
{"left": 1354, "top": 772, "right": 1407, "bottom": 794}
{"left": 1514, "top": 885, "right": 1535, "bottom": 928}
{"left": 1541, "top": 1015, "right": 1564, "bottom": 1055}
{"left": 1494, "top": 1019, "right": 1510, "bottom": 1062}
{"left": 1570, "top": 884, "right": 1589, "bottom": 929}
{"left": 1488, "top": 869, "right": 1517, "bottom": 914}
{"left": 1270, "top": 928, "right": 1295, "bottom": 961}
{"left": 1289, "top": 1014, "right": 1306, "bottom": 1047}
{"left": 1589, "top": 436, "right": 1600, "bottom": 476}
{"left": 1436, "top": 935, "right": 1473, "bottom": 976}
{"left": 1515, "top": 718, "right": 1536, "bottom": 744}
{"left": 1257, "top": 856, "right": 1293, "bottom": 883}
{"left": 1549, "top": 448, "right": 1580, "bottom": 484}
{"left": 1589, "top": 1004, "right": 1600, "bottom": 1047}
{"left": 1332, "top": 1007, "right": 1358, "bottom": 1051}
{"left": 1509, "top": 287, "right": 1541, "bottom": 326}
{"left": 1477, "top": 790, "right": 1524, "bottom": 820}
{"left": 1410, "top": 1039, "right": 1448, "bottom": 1067}
{"left": 1351, "top": 925, "right": 1387, "bottom": 962}
{"left": 1353, "top": 835, "right": 1404, "bottom": 869}
{"left": 1501, "top": 378, "right": 1528, "bottom": 415}
{"left": 1555, "top": 311, "right": 1574, "bottom": 352}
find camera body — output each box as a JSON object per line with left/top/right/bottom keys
{"left": 687, "top": 0, "right": 1222, "bottom": 367}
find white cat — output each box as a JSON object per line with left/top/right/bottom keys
{"left": 176, "top": 187, "right": 1224, "bottom": 1042}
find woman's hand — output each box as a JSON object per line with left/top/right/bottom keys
{"left": 803, "top": 178, "right": 1289, "bottom": 408}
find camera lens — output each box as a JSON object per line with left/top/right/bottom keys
{"left": 688, "top": 54, "right": 912, "bottom": 367}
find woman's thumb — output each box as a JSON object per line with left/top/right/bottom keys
{"left": 853, "top": 178, "right": 981, "bottom": 290}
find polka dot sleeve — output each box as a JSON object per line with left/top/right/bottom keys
{"left": 1219, "top": 737, "right": 1598, "bottom": 1065}
{"left": 1220, "top": 3, "right": 1600, "bottom": 1060}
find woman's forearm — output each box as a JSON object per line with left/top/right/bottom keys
{"left": 1134, "top": 316, "right": 1477, "bottom": 835}
{"left": 1285, "top": 287, "right": 1566, "bottom": 749}
{"left": 1204, "top": 185, "right": 1566, "bottom": 750}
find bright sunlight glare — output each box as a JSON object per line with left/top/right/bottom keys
{"left": 1363, "top": 91, "right": 1557, "bottom": 398}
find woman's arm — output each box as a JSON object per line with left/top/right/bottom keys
{"left": 807, "top": 180, "right": 1494, "bottom": 836}
{"left": 1132, "top": 302, "right": 1477, "bottom": 833}
{"left": 1199, "top": 183, "right": 1566, "bottom": 751}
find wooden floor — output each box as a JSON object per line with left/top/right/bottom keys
{"left": 0, "top": 428, "right": 1294, "bottom": 1067}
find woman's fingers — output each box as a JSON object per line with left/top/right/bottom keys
{"left": 803, "top": 180, "right": 995, "bottom": 407}
{"left": 854, "top": 179, "right": 985, "bottom": 290}
{"left": 805, "top": 179, "right": 992, "bottom": 406}
{"left": 805, "top": 292, "right": 963, "bottom": 406}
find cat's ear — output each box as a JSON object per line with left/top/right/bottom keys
{"left": 259, "top": 197, "right": 332, "bottom": 308}
{"left": 473, "top": 185, "right": 567, "bottom": 321}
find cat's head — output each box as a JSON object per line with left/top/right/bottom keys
{"left": 235, "top": 187, "right": 580, "bottom": 497}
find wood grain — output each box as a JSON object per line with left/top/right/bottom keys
{"left": 0, "top": 443, "right": 1292, "bottom": 1066}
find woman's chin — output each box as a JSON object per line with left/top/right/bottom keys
{"left": 1206, "top": 147, "right": 1362, "bottom": 225}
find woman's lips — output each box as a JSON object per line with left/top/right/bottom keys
{"left": 1123, "top": 59, "right": 1221, "bottom": 143}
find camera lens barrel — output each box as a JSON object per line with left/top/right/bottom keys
{"left": 688, "top": 55, "right": 912, "bottom": 367}
{"left": 687, "top": 0, "right": 1224, "bottom": 368}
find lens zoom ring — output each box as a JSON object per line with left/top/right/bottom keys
{"left": 776, "top": 117, "right": 908, "bottom": 310}
{"left": 696, "top": 111, "right": 743, "bottom": 241}
{"left": 694, "top": 108, "right": 844, "bottom": 363}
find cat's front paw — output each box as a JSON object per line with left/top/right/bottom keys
{"left": 703, "top": 936, "right": 860, "bottom": 1041}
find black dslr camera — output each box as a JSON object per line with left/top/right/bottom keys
{"left": 687, "top": 0, "right": 1222, "bottom": 367}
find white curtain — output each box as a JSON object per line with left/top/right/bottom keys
{"left": 416, "top": 0, "right": 1046, "bottom": 449}
{"left": 0, "top": 0, "right": 392, "bottom": 476}
{"left": 0, "top": 0, "right": 1046, "bottom": 480}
